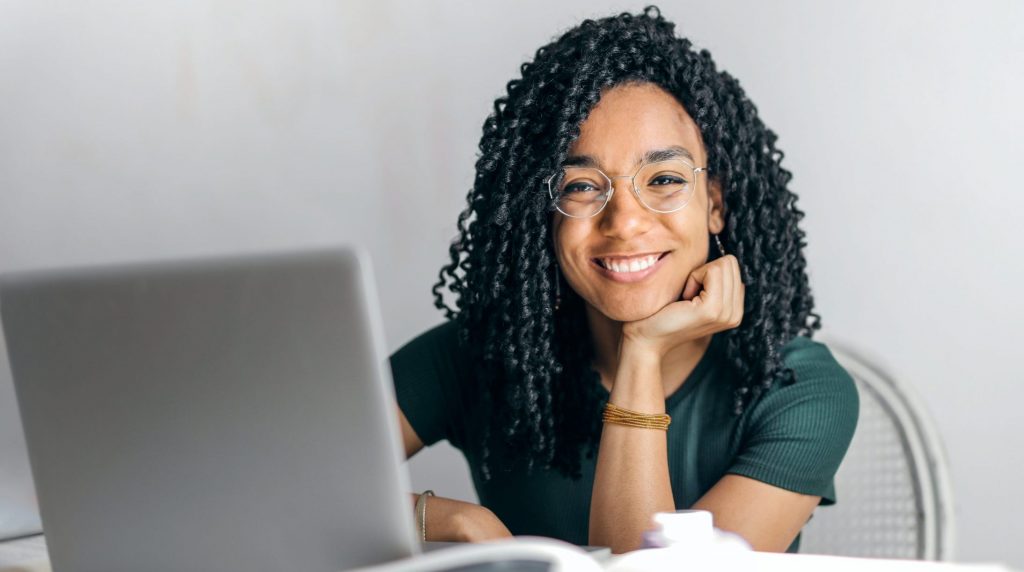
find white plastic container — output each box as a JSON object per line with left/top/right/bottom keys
{"left": 641, "top": 509, "right": 750, "bottom": 551}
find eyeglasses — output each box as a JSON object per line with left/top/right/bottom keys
{"left": 546, "top": 159, "right": 708, "bottom": 219}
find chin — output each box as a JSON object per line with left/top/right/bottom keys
{"left": 596, "top": 296, "right": 670, "bottom": 323}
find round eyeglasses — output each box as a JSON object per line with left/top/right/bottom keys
{"left": 546, "top": 159, "right": 708, "bottom": 218}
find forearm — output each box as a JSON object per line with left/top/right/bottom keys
{"left": 408, "top": 493, "right": 512, "bottom": 542}
{"left": 588, "top": 345, "right": 675, "bottom": 553}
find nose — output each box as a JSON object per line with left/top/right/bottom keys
{"left": 596, "top": 177, "right": 654, "bottom": 240}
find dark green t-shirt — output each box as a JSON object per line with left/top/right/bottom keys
{"left": 390, "top": 321, "right": 858, "bottom": 552}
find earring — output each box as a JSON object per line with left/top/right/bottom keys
{"left": 713, "top": 233, "right": 727, "bottom": 257}
{"left": 553, "top": 264, "right": 562, "bottom": 311}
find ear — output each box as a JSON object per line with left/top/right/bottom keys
{"left": 706, "top": 177, "right": 726, "bottom": 234}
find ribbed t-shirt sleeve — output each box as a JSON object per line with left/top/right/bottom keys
{"left": 727, "top": 337, "right": 859, "bottom": 505}
{"left": 388, "top": 321, "right": 465, "bottom": 448}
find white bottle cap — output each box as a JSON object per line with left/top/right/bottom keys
{"left": 652, "top": 509, "right": 714, "bottom": 546}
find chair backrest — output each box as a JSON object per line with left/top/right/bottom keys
{"left": 798, "top": 340, "right": 955, "bottom": 560}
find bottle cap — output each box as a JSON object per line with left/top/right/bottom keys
{"left": 651, "top": 509, "right": 714, "bottom": 546}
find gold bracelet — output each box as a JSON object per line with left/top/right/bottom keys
{"left": 415, "top": 490, "right": 435, "bottom": 542}
{"left": 602, "top": 402, "right": 671, "bottom": 430}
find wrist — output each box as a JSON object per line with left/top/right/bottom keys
{"left": 609, "top": 341, "right": 664, "bottom": 407}
{"left": 422, "top": 495, "right": 458, "bottom": 542}
{"left": 423, "top": 496, "right": 500, "bottom": 543}
{"left": 619, "top": 328, "right": 666, "bottom": 363}
{"left": 450, "top": 504, "right": 499, "bottom": 542}
{"left": 618, "top": 335, "right": 663, "bottom": 363}
{"left": 415, "top": 490, "right": 435, "bottom": 541}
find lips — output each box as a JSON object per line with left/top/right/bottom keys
{"left": 591, "top": 251, "right": 670, "bottom": 283}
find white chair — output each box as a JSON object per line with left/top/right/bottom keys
{"left": 798, "top": 340, "right": 955, "bottom": 560}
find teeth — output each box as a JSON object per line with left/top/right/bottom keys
{"left": 601, "top": 254, "right": 659, "bottom": 273}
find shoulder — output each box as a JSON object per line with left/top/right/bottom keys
{"left": 780, "top": 335, "right": 848, "bottom": 374}
{"left": 389, "top": 319, "right": 472, "bottom": 399}
{"left": 392, "top": 320, "right": 461, "bottom": 356}
{"left": 777, "top": 335, "right": 859, "bottom": 408}
{"left": 389, "top": 320, "right": 467, "bottom": 375}
{"left": 388, "top": 320, "right": 472, "bottom": 447}
{"left": 744, "top": 335, "right": 860, "bottom": 445}
{"left": 729, "top": 335, "right": 860, "bottom": 503}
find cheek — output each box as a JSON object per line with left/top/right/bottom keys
{"left": 552, "top": 226, "right": 597, "bottom": 296}
{"left": 552, "top": 220, "right": 586, "bottom": 269}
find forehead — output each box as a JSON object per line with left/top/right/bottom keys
{"left": 568, "top": 83, "right": 704, "bottom": 170}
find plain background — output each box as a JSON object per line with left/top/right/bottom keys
{"left": 1, "top": 0, "right": 1021, "bottom": 566}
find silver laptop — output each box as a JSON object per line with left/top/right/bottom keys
{"left": 0, "top": 328, "right": 42, "bottom": 542}
{"left": 0, "top": 247, "right": 420, "bottom": 572}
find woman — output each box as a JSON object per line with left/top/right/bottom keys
{"left": 390, "top": 6, "right": 858, "bottom": 554}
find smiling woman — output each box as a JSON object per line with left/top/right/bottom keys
{"left": 388, "top": 6, "right": 858, "bottom": 555}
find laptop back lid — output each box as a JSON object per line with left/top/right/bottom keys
{"left": 0, "top": 326, "right": 42, "bottom": 541}
{"left": 0, "top": 247, "right": 418, "bottom": 572}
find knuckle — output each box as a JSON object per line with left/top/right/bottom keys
{"left": 704, "top": 297, "right": 723, "bottom": 317}
{"left": 723, "top": 312, "right": 737, "bottom": 328}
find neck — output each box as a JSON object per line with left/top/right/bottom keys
{"left": 585, "top": 304, "right": 713, "bottom": 397}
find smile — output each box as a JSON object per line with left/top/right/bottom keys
{"left": 591, "top": 251, "right": 670, "bottom": 283}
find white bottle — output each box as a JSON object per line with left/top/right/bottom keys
{"left": 641, "top": 509, "right": 750, "bottom": 551}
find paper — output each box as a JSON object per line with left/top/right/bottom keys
{"left": 0, "top": 535, "right": 49, "bottom": 572}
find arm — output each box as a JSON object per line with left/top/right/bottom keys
{"left": 692, "top": 474, "right": 820, "bottom": 552}
{"left": 389, "top": 324, "right": 511, "bottom": 542}
{"left": 591, "top": 406, "right": 820, "bottom": 554}
{"left": 697, "top": 337, "right": 859, "bottom": 551}
{"left": 590, "top": 256, "right": 744, "bottom": 553}
{"left": 590, "top": 376, "right": 821, "bottom": 554}
{"left": 588, "top": 343, "right": 675, "bottom": 553}
{"left": 398, "top": 405, "right": 426, "bottom": 459}
{"left": 397, "top": 405, "right": 513, "bottom": 542}
{"left": 588, "top": 249, "right": 855, "bottom": 552}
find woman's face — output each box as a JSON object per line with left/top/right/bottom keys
{"left": 552, "top": 82, "right": 725, "bottom": 322}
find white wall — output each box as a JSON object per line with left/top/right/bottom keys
{"left": 1, "top": 0, "right": 1021, "bottom": 566}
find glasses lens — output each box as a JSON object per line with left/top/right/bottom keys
{"left": 635, "top": 160, "right": 696, "bottom": 212}
{"left": 551, "top": 167, "right": 610, "bottom": 217}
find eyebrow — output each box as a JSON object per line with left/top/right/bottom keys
{"left": 563, "top": 145, "right": 695, "bottom": 169}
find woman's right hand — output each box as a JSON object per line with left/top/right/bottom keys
{"left": 410, "top": 494, "right": 513, "bottom": 542}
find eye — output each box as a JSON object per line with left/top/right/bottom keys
{"left": 563, "top": 181, "right": 599, "bottom": 194}
{"left": 650, "top": 174, "right": 687, "bottom": 186}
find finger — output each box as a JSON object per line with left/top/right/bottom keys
{"left": 730, "top": 256, "right": 746, "bottom": 327}
{"left": 681, "top": 273, "right": 702, "bottom": 301}
{"left": 720, "top": 257, "right": 735, "bottom": 325}
{"left": 696, "top": 263, "right": 724, "bottom": 319}
{"left": 736, "top": 284, "right": 746, "bottom": 326}
{"left": 721, "top": 256, "right": 739, "bottom": 326}
{"left": 684, "top": 260, "right": 735, "bottom": 327}
{"left": 727, "top": 255, "right": 744, "bottom": 321}
{"left": 684, "top": 262, "right": 711, "bottom": 301}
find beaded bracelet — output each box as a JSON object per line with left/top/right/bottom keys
{"left": 602, "top": 402, "right": 671, "bottom": 430}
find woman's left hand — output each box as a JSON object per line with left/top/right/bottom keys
{"left": 621, "top": 254, "right": 745, "bottom": 359}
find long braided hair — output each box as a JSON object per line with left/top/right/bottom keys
{"left": 431, "top": 6, "right": 821, "bottom": 480}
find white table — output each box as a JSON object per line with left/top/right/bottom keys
{"left": 1, "top": 534, "right": 1015, "bottom": 572}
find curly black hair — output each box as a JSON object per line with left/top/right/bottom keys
{"left": 431, "top": 6, "right": 821, "bottom": 480}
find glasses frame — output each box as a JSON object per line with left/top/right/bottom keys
{"left": 545, "top": 158, "right": 709, "bottom": 219}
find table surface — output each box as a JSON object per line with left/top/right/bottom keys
{"left": 0, "top": 534, "right": 1015, "bottom": 572}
